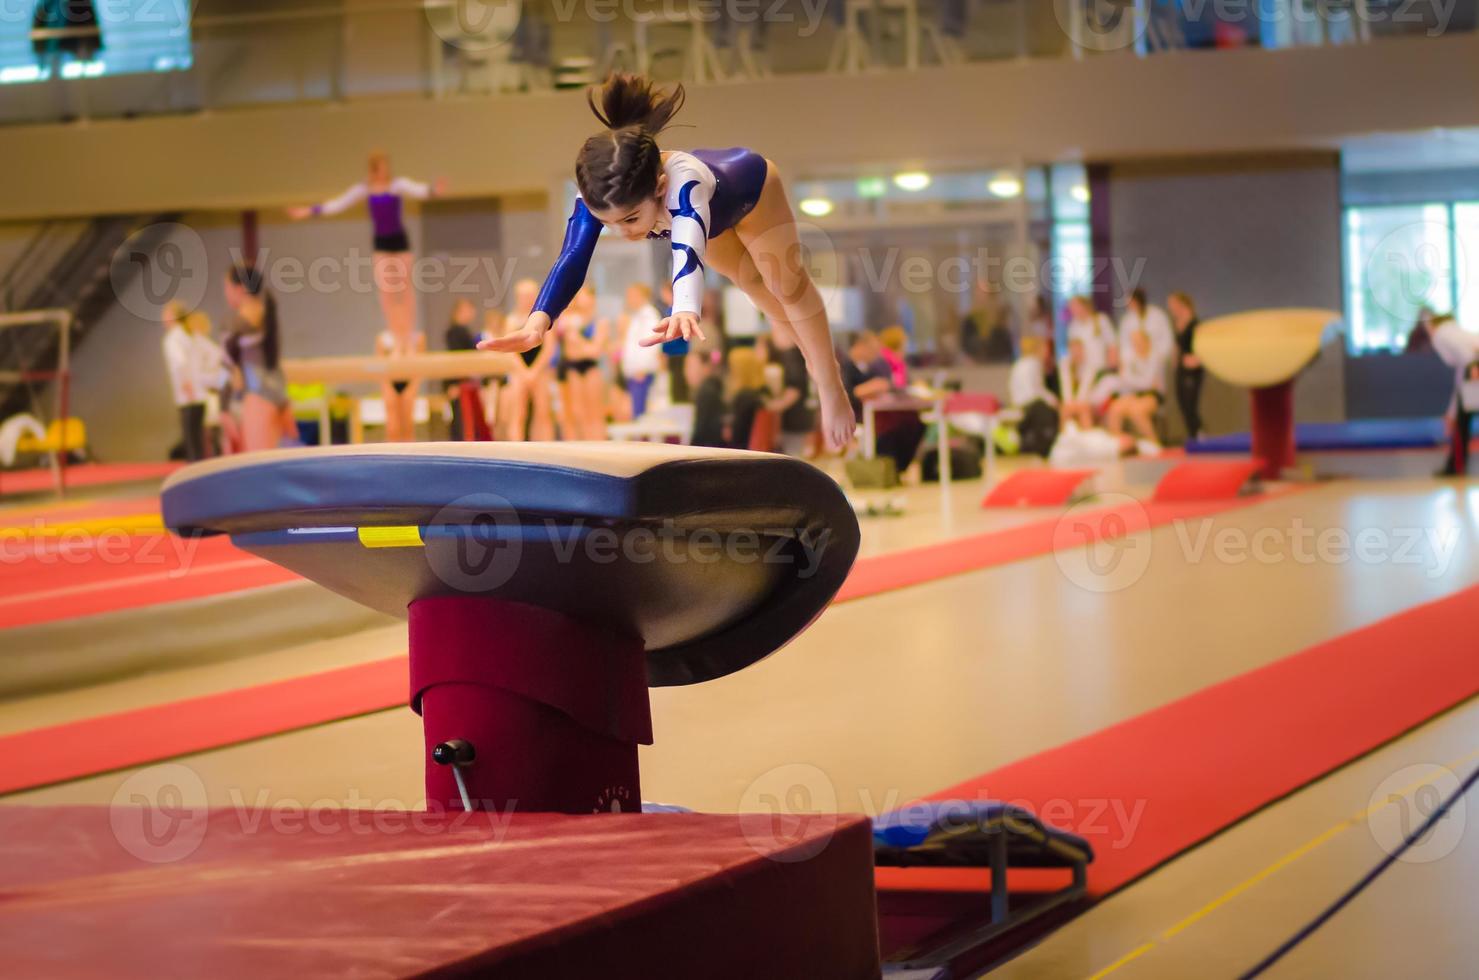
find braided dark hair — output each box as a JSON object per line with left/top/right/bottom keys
{"left": 576, "top": 73, "right": 686, "bottom": 211}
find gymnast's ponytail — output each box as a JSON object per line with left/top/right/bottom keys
{"left": 587, "top": 72, "right": 685, "bottom": 135}
{"left": 576, "top": 74, "right": 685, "bottom": 211}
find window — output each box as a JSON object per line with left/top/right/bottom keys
{"left": 1344, "top": 204, "right": 1459, "bottom": 352}
{"left": 1049, "top": 164, "right": 1092, "bottom": 329}
{"left": 1454, "top": 204, "right": 1479, "bottom": 337}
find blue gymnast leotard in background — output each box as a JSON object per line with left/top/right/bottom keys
{"left": 533, "top": 148, "right": 769, "bottom": 324}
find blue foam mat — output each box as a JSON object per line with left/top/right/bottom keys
{"left": 1187, "top": 417, "right": 1448, "bottom": 454}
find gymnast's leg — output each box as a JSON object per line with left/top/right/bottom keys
{"left": 731, "top": 163, "right": 855, "bottom": 452}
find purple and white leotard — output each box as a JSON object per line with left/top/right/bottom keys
{"left": 311, "top": 177, "right": 434, "bottom": 253}
{"left": 534, "top": 147, "right": 769, "bottom": 321}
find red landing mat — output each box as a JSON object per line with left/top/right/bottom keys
{"left": 0, "top": 462, "right": 179, "bottom": 496}
{"left": 876, "top": 582, "right": 1479, "bottom": 949}
{"left": 1151, "top": 458, "right": 1263, "bottom": 502}
{"left": 981, "top": 469, "right": 1096, "bottom": 508}
{"left": 0, "top": 808, "right": 880, "bottom": 980}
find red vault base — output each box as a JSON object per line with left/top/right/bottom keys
{"left": 0, "top": 807, "right": 881, "bottom": 979}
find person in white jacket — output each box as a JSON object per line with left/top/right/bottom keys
{"left": 186, "top": 310, "right": 227, "bottom": 458}
{"left": 1430, "top": 313, "right": 1479, "bottom": 475}
{"left": 1066, "top": 294, "right": 1117, "bottom": 374}
{"left": 618, "top": 283, "right": 664, "bottom": 418}
{"left": 1105, "top": 316, "right": 1173, "bottom": 455}
{"left": 1118, "top": 289, "right": 1175, "bottom": 369}
{"left": 161, "top": 301, "right": 207, "bottom": 462}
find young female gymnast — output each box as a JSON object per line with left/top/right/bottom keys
{"left": 288, "top": 152, "right": 446, "bottom": 342}
{"left": 480, "top": 73, "right": 856, "bottom": 450}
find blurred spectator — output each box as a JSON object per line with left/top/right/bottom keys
{"left": 1406, "top": 306, "right": 1435, "bottom": 354}
{"left": 186, "top": 310, "right": 227, "bottom": 457}
{"left": 961, "top": 279, "right": 1015, "bottom": 363}
{"left": 161, "top": 300, "right": 206, "bottom": 462}
{"left": 1119, "top": 289, "right": 1174, "bottom": 366}
{"left": 620, "top": 283, "right": 663, "bottom": 419}
{"left": 878, "top": 325, "right": 910, "bottom": 388}
{"left": 687, "top": 350, "right": 727, "bottom": 448}
{"left": 768, "top": 328, "right": 814, "bottom": 457}
{"left": 1430, "top": 313, "right": 1479, "bottom": 476}
{"left": 445, "top": 298, "right": 478, "bottom": 351}
{"left": 1022, "top": 294, "right": 1053, "bottom": 343}
{"left": 223, "top": 265, "right": 295, "bottom": 453}
{"left": 1106, "top": 322, "right": 1172, "bottom": 454}
{"left": 1009, "top": 335, "right": 1060, "bottom": 457}
{"left": 1168, "top": 290, "right": 1204, "bottom": 440}
{"left": 1067, "top": 294, "right": 1117, "bottom": 372}
{"left": 1060, "top": 335, "right": 1118, "bottom": 431}
{"left": 727, "top": 346, "right": 771, "bottom": 450}
{"left": 659, "top": 281, "right": 690, "bottom": 403}
{"left": 843, "top": 331, "right": 924, "bottom": 472}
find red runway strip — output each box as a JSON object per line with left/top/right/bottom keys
{"left": 838, "top": 488, "right": 1299, "bottom": 603}
{"left": 0, "top": 494, "right": 160, "bottom": 526}
{"left": 0, "top": 536, "right": 293, "bottom": 630}
{"left": 0, "top": 462, "right": 179, "bottom": 495}
{"left": 0, "top": 657, "right": 410, "bottom": 794}
{"left": 874, "top": 582, "right": 1479, "bottom": 959}
{"left": 0, "top": 487, "right": 1298, "bottom": 795}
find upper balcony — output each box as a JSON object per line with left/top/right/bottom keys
{"left": 4, "top": 0, "right": 1473, "bottom": 126}
{"left": 3, "top": 1, "right": 1479, "bottom": 221}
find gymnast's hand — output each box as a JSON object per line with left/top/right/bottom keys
{"left": 286, "top": 206, "right": 313, "bottom": 221}
{"left": 479, "top": 312, "right": 551, "bottom": 353}
{"left": 639, "top": 311, "right": 705, "bottom": 348}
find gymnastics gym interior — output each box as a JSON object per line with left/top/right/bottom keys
{"left": 4, "top": 3, "right": 1479, "bottom": 978}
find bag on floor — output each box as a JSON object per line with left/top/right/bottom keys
{"left": 1049, "top": 423, "right": 1122, "bottom": 466}
{"left": 846, "top": 456, "right": 899, "bottom": 489}
{"left": 921, "top": 441, "right": 983, "bottom": 482}
{"left": 1017, "top": 400, "right": 1060, "bottom": 458}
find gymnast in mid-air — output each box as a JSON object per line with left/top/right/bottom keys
{"left": 481, "top": 73, "right": 856, "bottom": 451}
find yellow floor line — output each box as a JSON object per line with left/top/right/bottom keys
{"left": 1085, "top": 743, "right": 1479, "bottom": 978}
{"left": 0, "top": 513, "right": 164, "bottom": 538}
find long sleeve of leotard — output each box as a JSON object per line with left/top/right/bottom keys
{"left": 391, "top": 177, "right": 433, "bottom": 200}
{"left": 533, "top": 198, "right": 602, "bottom": 321}
{"left": 312, "top": 182, "right": 369, "bottom": 217}
{"left": 666, "top": 168, "right": 714, "bottom": 317}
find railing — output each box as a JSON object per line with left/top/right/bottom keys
{"left": 0, "top": 0, "right": 1469, "bottom": 126}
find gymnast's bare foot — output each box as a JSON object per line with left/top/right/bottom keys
{"left": 819, "top": 385, "right": 856, "bottom": 453}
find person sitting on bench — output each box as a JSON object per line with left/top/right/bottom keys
{"left": 842, "top": 331, "right": 924, "bottom": 472}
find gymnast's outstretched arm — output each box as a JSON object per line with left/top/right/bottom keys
{"left": 483, "top": 200, "right": 601, "bottom": 353}
{"left": 287, "top": 183, "right": 368, "bottom": 221}
{"left": 313, "top": 183, "right": 369, "bottom": 216}
{"left": 534, "top": 199, "right": 602, "bottom": 323}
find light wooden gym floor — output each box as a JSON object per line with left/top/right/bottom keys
{"left": 4, "top": 476, "right": 1478, "bottom": 977}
